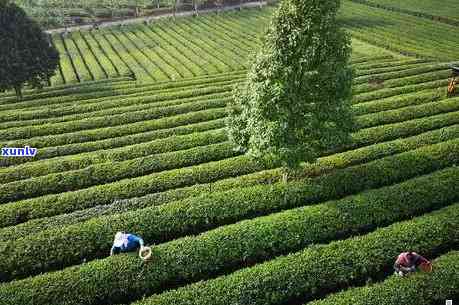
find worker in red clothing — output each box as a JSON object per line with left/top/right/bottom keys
{"left": 394, "top": 251, "right": 432, "bottom": 276}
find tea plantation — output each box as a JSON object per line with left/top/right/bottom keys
{"left": 0, "top": 2, "right": 458, "bottom": 305}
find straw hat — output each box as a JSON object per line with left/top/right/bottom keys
{"left": 419, "top": 262, "right": 432, "bottom": 272}
{"left": 139, "top": 246, "right": 152, "bottom": 261}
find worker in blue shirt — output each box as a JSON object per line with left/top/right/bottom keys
{"left": 110, "top": 231, "right": 145, "bottom": 256}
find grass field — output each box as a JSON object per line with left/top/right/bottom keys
{"left": 0, "top": 3, "right": 458, "bottom": 305}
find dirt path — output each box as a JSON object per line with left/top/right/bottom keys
{"left": 46, "top": 1, "right": 268, "bottom": 34}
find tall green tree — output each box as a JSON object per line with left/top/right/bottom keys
{"left": 227, "top": 0, "right": 354, "bottom": 180}
{"left": 0, "top": 0, "right": 59, "bottom": 100}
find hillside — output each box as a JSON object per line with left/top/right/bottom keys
{"left": 45, "top": 6, "right": 398, "bottom": 85}
{"left": 42, "top": 4, "right": 459, "bottom": 86}
{"left": 350, "top": 0, "right": 459, "bottom": 22}
{"left": 0, "top": 3, "right": 458, "bottom": 305}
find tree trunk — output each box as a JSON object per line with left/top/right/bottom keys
{"left": 14, "top": 85, "right": 23, "bottom": 101}
{"left": 173, "top": 0, "right": 177, "bottom": 18}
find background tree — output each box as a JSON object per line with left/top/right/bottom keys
{"left": 0, "top": 0, "right": 59, "bottom": 100}
{"left": 127, "top": 0, "right": 142, "bottom": 17}
{"left": 103, "top": 0, "right": 121, "bottom": 18}
{"left": 227, "top": 0, "right": 354, "bottom": 181}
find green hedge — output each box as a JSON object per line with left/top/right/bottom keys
{"left": 349, "top": 0, "right": 459, "bottom": 27}
{"left": 351, "top": 89, "right": 441, "bottom": 116}
{"left": 130, "top": 203, "right": 459, "bottom": 305}
{"left": 0, "top": 90, "right": 453, "bottom": 174}
{"left": 0, "top": 129, "right": 228, "bottom": 183}
{"left": 354, "top": 96, "right": 459, "bottom": 129}
{"left": 354, "top": 60, "right": 449, "bottom": 84}
{"left": 176, "top": 20, "right": 245, "bottom": 70}
{"left": 2, "top": 123, "right": 458, "bottom": 241}
{"left": 355, "top": 61, "right": 430, "bottom": 80}
{"left": 349, "top": 55, "right": 393, "bottom": 65}
{"left": 0, "top": 142, "right": 240, "bottom": 202}
{"left": 0, "top": 78, "right": 239, "bottom": 125}
{"left": 307, "top": 251, "right": 459, "bottom": 305}
{"left": 0, "top": 77, "right": 133, "bottom": 105}
{"left": 0, "top": 79, "right": 133, "bottom": 105}
{"left": 1, "top": 196, "right": 456, "bottom": 305}
{"left": 353, "top": 69, "right": 450, "bottom": 94}
{"left": 0, "top": 59, "right": 433, "bottom": 122}
{"left": 1, "top": 71, "right": 445, "bottom": 150}
{"left": 353, "top": 63, "right": 449, "bottom": 85}
{"left": 0, "top": 97, "right": 230, "bottom": 141}
{"left": 0, "top": 154, "right": 262, "bottom": 219}
{"left": 348, "top": 110, "right": 459, "bottom": 149}
{"left": 0, "top": 81, "right": 137, "bottom": 111}
{"left": 0, "top": 53, "right": 406, "bottom": 115}
{"left": 2, "top": 93, "right": 459, "bottom": 198}
{"left": 354, "top": 79, "right": 449, "bottom": 103}
{"left": 7, "top": 73, "right": 446, "bottom": 139}
{"left": 4, "top": 64, "right": 434, "bottom": 134}
{"left": 1, "top": 143, "right": 457, "bottom": 281}
{"left": 0, "top": 77, "right": 238, "bottom": 118}
{"left": 0, "top": 119, "right": 226, "bottom": 167}
{"left": 342, "top": 1, "right": 458, "bottom": 61}
{"left": 2, "top": 93, "right": 453, "bottom": 190}
{"left": 0, "top": 91, "right": 232, "bottom": 130}
{"left": 0, "top": 107, "right": 228, "bottom": 150}
{"left": 0, "top": 71, "right": 245, "bottom": 112}
{"left": 0, "top": 111, "right": 458, "bottom": 226}
{"left": 353, "top": 59, "right": 429, "bottom": 75}
{"left": 170, "top": 24, "right": 234, "bottom": 72}
{"left": 351, "top": 58, "right": 424, "bottom": 69}
{"left": 0, "top": 85, "right": 441, "bottom": 171}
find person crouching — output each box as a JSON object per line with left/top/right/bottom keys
{"left": 110, "top": 231, "right": 145, "bottom": 256}
{"left": 394, "top": 251, "right": 432, "bottom": 276}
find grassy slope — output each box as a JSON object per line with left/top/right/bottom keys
{"left": 0, "top": 3, "right": 457, "bottom": 305}
{"left": 340, "top": 0, "right": 459, "bottom": 61}
{"left": 48, "top": 3, "right": 458, "bottom": 84}
{"left": 47, "top": 6, "right": 398, "bottom": 84}
{"left": 0, "top": 57, "right": 458, "bottom": 305}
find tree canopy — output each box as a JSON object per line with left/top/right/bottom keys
{"left": 0, "top": 0, "right": 59, "bottom": 99}
{"left": 227, "top": 0, "right": 354, "bottom": 174}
